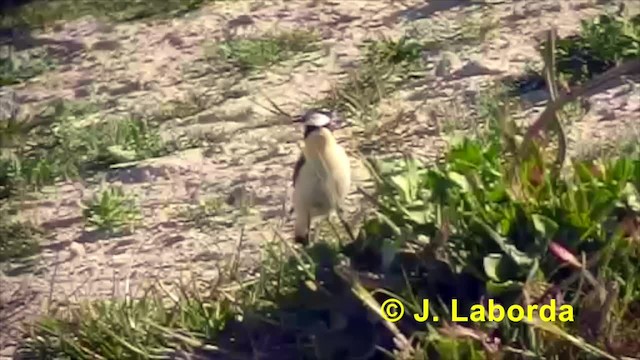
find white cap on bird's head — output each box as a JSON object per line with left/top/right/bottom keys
{"left": 293, "top": 108, "right": 343, "bottom": 137}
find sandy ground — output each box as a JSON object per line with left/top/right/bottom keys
{"left": 1, "top": 0, "right": 639, "bottom": 357}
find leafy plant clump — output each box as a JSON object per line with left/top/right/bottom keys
{"left": 549, "top": 13, "right": 639, "bottom": 85}
{"left": 503, "top": 13, "right": 639, "bottom": 96}
{"left": 81, "top": 185, "right": 142, "bottom": 235}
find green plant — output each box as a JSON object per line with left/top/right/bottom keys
{"left": 95, "top": 117, "right": 167, "bottom": 164}
{"left": 549, "top": 13, "right": 640, "bottom": 84}
{"left": 0, "top": 100, "right": 98, "bottom": 198}
{"left": 415, "top": 11, "right": 499, "bottom": 52}
{"left": 0, "top": 46, "right": 56, "bottom": 86}
{"left": 213, "top": 30, "right": 320, "bottom": 71}
{"left": 156, "top": 91, "right": 211, "bottom": 121}
{"left": 456, "top": 14, "right": 500, "bottom": 45}
{"left": 81, "top": 185, "right": 142, "bottom": 235}
{"left": 0, "top": 215, "right": 42, "bottom": 263}
{"left": 176, "top": 196, "right": 226, "bottom": 229}
{"left": 1, "top": 100, "right": 167, "bottom": 200}
{"left": 23, "top": 120, "right": 640, "bottom": 356}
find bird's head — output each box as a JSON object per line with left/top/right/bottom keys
{"left": 293, "top": 108, "right": 344, "bottom": 138}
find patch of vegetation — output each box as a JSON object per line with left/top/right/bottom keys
{"left": 0, "top": 0, "right": 220, "bottom": 29}
{"left": 176, "top": 189, "right": 259, "bottom": 231}
{"left": 551, "top": 13, "right": 640, "bottom": 85}
{"left": 0, "top": 214, "right": 43, "bottom": 263}
{"left": 0, "top": 47, "right": 56, "bottom": 86}
{"left": 18, "top": 282, "right": 235, "bottom": 358}
{"left": 506, "top": 13, "right": 640, "bottom": 94}
{"left": 454, "top": 14, "right": 500, "bottom": 46}
{"left": 575, "top": 126, "right": 640, "bottom": 162}
{"left": 81, "top": 185, "right": 142, "bottom": 235}
{"left": 1, "top": 100, "right": 168, "bottom": 200}
{"left": 156, "top": 91, "right": 212, "bottom": 122}
{"left": 211, "top": 29, "right": 320, "bottom": 72}
{"left": 318, "top": 35, "right": 426, "bottom": 128}
{"left": 413, "top": 11, "right": 500, "bottom": 52}
{"left": 176, "top": 196, "right": 226, "bottom": 229}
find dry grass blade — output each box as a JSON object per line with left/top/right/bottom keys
{"left": 521, "top": 53, "right": 640, "bottom": 155}
{"left": 515, "top": 28, "right": 568, "bottom": 175}
{"left": 250, "top": 90, "right": 295, "bottom": 120}
{"left": 438, "top": 323, "right": 501, "bottom": 354}
{"left": 580, "top": 281, "right": 619, "bottom": 344}
{"left": 524, "top": 317, "right": 618, "bottom": 360}
{"left": 542, "top": 28, "right": 567, "bottom": 174}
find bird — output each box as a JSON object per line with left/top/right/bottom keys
{"left": 290, "top": 108, "right": 351, "bottom": 245}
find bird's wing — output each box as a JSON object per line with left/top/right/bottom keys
{"left": 290, "top": 153, "right": 306, "bottom": 215}
{"left": 292, "top": 153, "right": 305, "bottom": 187}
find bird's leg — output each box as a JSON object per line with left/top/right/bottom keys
{"left": 294, "top": 210, "right": 310, "bottom": 246}
{"left": 336, "top": 207, "right": 356, "bottom": 243}
{"left": 326, "top": 215, "right": 347, "bottom": 247}
{"left": 306, "top": 212, "right": 313, "bottom": 245}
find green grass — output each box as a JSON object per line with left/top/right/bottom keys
{"left": 416, "top": 11, "right": 500, "bottom": 52}
{"left": 18, "top": 282, "right": 236, "bottom": 358}
{"left": 0, "top": 215, "right": 42, "bottom": 264}
{"left": 1, "top": 100, "right": 168, "bottom": 200}
{"left": 0, "top": 204, "right": 44, "bottom": 274}
{"left": 210, "top": 29, "right": 320, "bottom": 72}
{"left": 17, "top": 29, "right": 640, "bottom": 358}
{"left": 0, "top": 47, "right": 56, "bottom": 86}
{"left": 81, "top": 185, "right": 142, "bottom": 235}
{"left": 317, "top": 35, "right": 426, "bottom": 129}
{"left": 176, "top": 196, "right": 225, "bottom": 229}
{"left": 0, "top": 0, "right": 221, "bottom": 29}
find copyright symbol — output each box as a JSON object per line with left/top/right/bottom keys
{"left": 380, "top": 298, "right": 404, "bottom": 322}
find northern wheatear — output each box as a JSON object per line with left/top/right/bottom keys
{"left": 291, "top": 109, "right": 351, "bottom": 245}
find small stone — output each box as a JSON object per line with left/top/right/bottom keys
{"left": 68, "top": 242, "right": 85, "bottom": 260}
{"left": 91, "top": 39, "right": 121, "bottom": 51}
{"left": 596, "top": 108, "right": 616, "bottom": 122}
{"left": 454, "top": 59, "right": 503, "bottom": 78}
